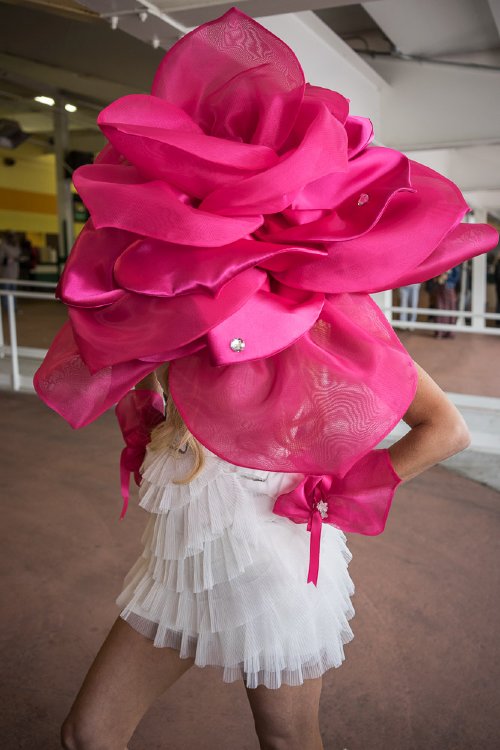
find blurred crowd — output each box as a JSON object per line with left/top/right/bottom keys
{"left": 0, "top": 230, "right": 40, "bottom": 313}
{"left": 1, "top": 229, "right": 500, "bottom": 330}
{"left": 398, "top": 252, "right": 500, "bottom": 333}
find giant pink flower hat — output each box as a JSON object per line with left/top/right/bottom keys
{"left": 34, "top": 8, "right": 498, "bottom": 477}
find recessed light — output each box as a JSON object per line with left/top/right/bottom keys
{"left": 65, "top": 104, "right": 77, "bottom": 113}
{"left": 34, "top": 96, "right": 55, "bottom": 107}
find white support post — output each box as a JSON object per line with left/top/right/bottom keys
{"left": 7, "top": 293, "right": 20, "bottom": 390}
{"left": 470, "top": 209, "right": 488, "bottom": 332}
{"left": 471, "top": 255, "right": 487, "bottom": 331}
{"left": 0, "top": 296, "right": 5, "bottom": 357}
{"left": 456, "top": 260, "right": 469, "bottom": 328}
{"left": 371, "top": 289, "right": 394, "bottom": 323}
{"left": 53, "top": 94, "right": 74, "bottom": 263}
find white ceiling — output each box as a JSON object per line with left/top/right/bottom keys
{"left": 363, "top": 0, "right": 500, "bottom": 57}
{"left": 0, "top": 0, "right": 499, "bottom": 213}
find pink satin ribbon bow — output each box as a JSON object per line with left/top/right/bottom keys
{"left": 273, "top": 449, "right": 402, "bottom": 585}
{"left": 115, "top": 389, "right": 165, "bottom": 519}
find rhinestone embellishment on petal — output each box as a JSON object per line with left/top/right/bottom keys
{"left": 315, "top": 499, "right": 329, "bottom": 519}
{"left": 357, "top": 192, "right": 369, "bottom": 206}
{"left": 230, "top": 337, "right": 246, "bottom": 353}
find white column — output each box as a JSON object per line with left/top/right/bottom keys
{"left": 0, "top": 300, "right": 5, "bottom": 357}
{"left": 470, "top": 210, "right": 488, "bottom": 332}
{"left": 371, "top": 289, "right": 394, "bottom": 323}
{"left": 7, "top": 294, "right": 20, "bottom": 390}
{"left": 53, "top": 94, "right": 74, "bottom": 263}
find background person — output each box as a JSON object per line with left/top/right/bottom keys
{"left": 0, "top": 230, "right": 21, "bottom": 313}
{"left": 494, "top": 254, "right": 500, "bottom": 328}
{"left": 434, "top": 264, "right": 461, "bottom": 338}
{"left": 398, "top": 282, "right": 421, "bottom": 327}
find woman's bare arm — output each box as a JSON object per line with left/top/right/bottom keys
{"left": 388, "top": 361, "right": 470, "bottom": 482}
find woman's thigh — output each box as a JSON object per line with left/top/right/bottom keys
{"left": 62, "top": 616, "right": 194, "bottom": 749}
{"left": 245, "top": 677, "right": 324, "bottom": 750}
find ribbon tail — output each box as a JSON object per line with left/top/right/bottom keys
{"left": 119, "top": 448, "right": 131, "bottom": 520}
{"left": 307, "top": 511, "right": 323, "bottom": 586}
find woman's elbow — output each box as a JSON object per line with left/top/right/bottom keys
{"left": 446, "top": 416, "right": 471, "bottom": 456}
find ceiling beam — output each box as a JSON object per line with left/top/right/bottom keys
{"left": 488, "top": 0, "right": 500, "bottom": 37}
{"left": 363, "top": 0, "right": 500, "bottom": 57}
{"left": 78, "top": 1, "right": 383, "bottom": 37}
{"left": 0, "top": 52, "right": 136, "bottom": 105}
{"left": 163, "top": 0, "right": 381, "bottom": 26}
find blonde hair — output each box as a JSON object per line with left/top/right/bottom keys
{"left": 148, "top": 364, "right": 205, "bottom": 484}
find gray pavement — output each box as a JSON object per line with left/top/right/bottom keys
{"left": 1, "top": 389, "right": 499, "bottom": 750}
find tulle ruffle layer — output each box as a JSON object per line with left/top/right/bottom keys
{"left": 116, "top": 444, "right": 355, "bottom": 689}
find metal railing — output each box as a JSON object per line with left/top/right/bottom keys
{"left": 374, "top": 251, "right": 500, "bottom": 334}
{"left": 2, "top": 274, "right": 499, "bottom": 453}
{"left": 379, "top": 303, "right": 500, "bottom": 335}
{"left": 0, "top": 278, "right": 58, "bottom": 391}
{"left": 1, "top": 268, "right": 500, "bottom": 394}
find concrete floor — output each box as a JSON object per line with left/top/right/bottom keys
{"left": 1, "top": 299, "right": 500, "bottom": 749}
{"left": 1, "top": 386, "right": 500, "bottom": 750}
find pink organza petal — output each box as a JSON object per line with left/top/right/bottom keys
{"left": 57, "top": 222, "right": 130, "bottom": 307}
{"left": 98, "top": 94, "right": 279, "bottom": 199}
{"left": 260, "top": 147, "right": 413, "bottom": 234}
{"left": 32, "top": 320, "right": 160, "bottom": 429}
{"left": 390, "top": 221, "right": 500, "bottom": 287}
{"left": 73, "top": 163, "right": 263, "bottom": 246}
{"left": 69, "top": 268, "right": 267, "bottom": 371}
{"left": 199, "top": 99, "right": 348, "bottom": 216}
{"left": 345, "top": 115, "right": 374, "bottom": 159}
{"left": 169, "top": 293, "right": 418, "bottom": 476}
{"left": 151, "top": 8, "right": 305, "bottom": 149}
{"left": 113, "top": 237, "right": 325, "bottom": 297}
{"left": 206, "top": 285, "right": 325, "bottom": 365}
{"left": 93, "top": 143, "right": 123, "bottom": 165}
{"left": 271, "top": 160, "right": 470, "bottom": 292}
{"left": 138, "top": 338, "right": 206, "bottom": 363}
{"left": 99, "top": 94, "right": 202, "bottom": 135}
{"left": 302, "top": 84, "right": 349, "bottom": 125}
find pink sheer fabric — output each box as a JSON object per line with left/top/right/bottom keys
{"left": 114, "top": 389, "right": 165, "bottom": 520}
{"left": 34, "top": 9, "right": 498, "bottom": 489}
{"left": 169, "top": 293, "right": 417, "bottom": 476}
{"left": 273, "top": 449, "right": 401, "bottom": 585}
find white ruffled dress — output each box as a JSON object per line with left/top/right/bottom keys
{"left": 116, "top": 439, "right": 355, "bottom": 689}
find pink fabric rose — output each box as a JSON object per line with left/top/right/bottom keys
{"left": 34, "top": 8, "right": 498, "bottom": 480}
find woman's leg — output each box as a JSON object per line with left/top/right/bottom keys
{"left": 61, "top": 616, "right": 195, "bottom": 750}
{"left": 245, "top": 677, "right": 324, "bottom": 750}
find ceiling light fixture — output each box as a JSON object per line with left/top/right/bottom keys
{"left": 65, "top": 104, "right": 78, "bottom": 113}
{"left": 34, "top": 96, "right": 55, "bottom": 107}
